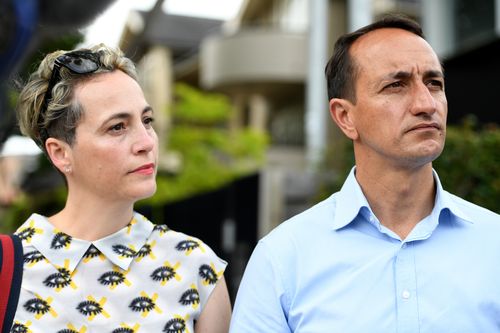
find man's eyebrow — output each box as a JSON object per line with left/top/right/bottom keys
{"left": 383, "top": 69, "right": 444, "bottom": 81}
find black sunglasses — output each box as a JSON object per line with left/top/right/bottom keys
{"left": 38, "top": 50, "right": 101, "bottom": 146}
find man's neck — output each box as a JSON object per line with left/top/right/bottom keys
{"left": 355, "top": 163, "right": 436, "bottom": 240}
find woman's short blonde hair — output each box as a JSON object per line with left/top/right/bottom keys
{"left": 16, "top": 43, "right": 138, "bottom": 155}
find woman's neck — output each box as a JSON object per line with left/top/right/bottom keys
{"left": 48, "top": 192, "right": 135, "bottom": 241}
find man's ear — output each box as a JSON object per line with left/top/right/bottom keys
{"left": 329, "top": 98, "right": 359, "bottom": 140}
{"left": 45, "top": 138, "right": 72, "bottom": 174}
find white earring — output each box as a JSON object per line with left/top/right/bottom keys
{"left": 64, "top": 166, "right": 71, "bottom": 173}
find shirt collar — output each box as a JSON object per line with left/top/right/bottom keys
{"left": 16, "top": 211, "right": 154, "bottom": 273}
{"left": 432, "top": 169, "right": 473, "bottom": 224}
{"left": 332, "top": 166, "right": 370, "bottom": 230}
{"left": 331, "top": 167, "right": 474, "bottom": 231}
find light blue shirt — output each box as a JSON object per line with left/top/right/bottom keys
{"left": 230, "top": 168, "right": 500, "bottom": 333}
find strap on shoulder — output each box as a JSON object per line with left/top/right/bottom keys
{"left": 0, "top": 234, "right": 23, "bottom": 333}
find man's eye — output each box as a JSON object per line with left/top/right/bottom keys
{"left": 144, "top": 117, "right": 155, "bottom": 126}
{"left": 427, "top": 80, "right": 444, "bottom": 89}
{"left": 110, "top": 123, "right": 125, "bottom": 132}
{"left": 386, "top": 81, "right": 403, "bottom": 89}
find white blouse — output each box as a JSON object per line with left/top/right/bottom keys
{"left": 12, "top": 212, "right": 227, "bottom": 333}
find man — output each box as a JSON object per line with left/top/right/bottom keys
{"left": 229, "top": 15, "right": 500, "bottom": 332}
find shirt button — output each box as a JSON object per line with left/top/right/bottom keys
{"left": 401, "top": 243, "right": 407, "bottom": 249}
{"left": 402, "top": 290, "right": 411, "bottom": 299}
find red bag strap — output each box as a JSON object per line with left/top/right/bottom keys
{"left": 0, "top": 234, "right": 15, "bottom": 332}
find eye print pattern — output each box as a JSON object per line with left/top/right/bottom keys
{"left": 179, "top": 288, "right": 199, "bottom": 307}
{"left": 77, "top": 300, "right": 103, "bottom": 316}
{"left": 43, "top": 267, "right": 72, "bottom": 289}
{"left": 83, "top": 245, "right": 101, "bottom": 259}
{"left": 16, "top": 227, "right": 36, "bottom": 241}
{"left": 199, "top": 264, "right": 217, "bottom": 285}
{"left": 136, "top": 244, "right": 152, "bottom": 258}
{"left": 129, "top": 296, "right": 156, "bottom": 313}
{"left": 23, "top": 250, "right": 45, "bottom": 264}
{"left": 51, "top": 232, "right": 72, "bottom": 250}
{"left": 163, "top": 317, "right": 186, "bottom": 333}
{"left": 176, "top": 240, "right": 199, "bottom": 252}
{"left": 10, "top": 322, "right": 29, "bottom": 333}
{"left": 153, "top": 224, "right": 169, "bottom": 234}
{"left": 151, "top": 266, "right": 176, "bottom": 283}
{"left": 24, "top": 298, "right": 51, "bottom": 315}
{"left": 98, "top": 271, "right": 125, "bottom": 287}
{"left": 112, "top": 328, "right": 134, "bottom": 333}
{"left": 112, "top": 244, "right": 136, "bottom": 258}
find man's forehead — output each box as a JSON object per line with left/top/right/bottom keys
{"left": 351, "top": 28, "right": 441, "bottom": 72}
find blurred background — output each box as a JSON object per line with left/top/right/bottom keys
{"left": 1, "top": 0, "right": 499, "bottom": 302}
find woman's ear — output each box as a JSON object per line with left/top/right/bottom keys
{"left": 45, "top": 138, "right": 72, "bottom": 174}
{"left": 329, "top": 98, "right": 359, "bottom": 140}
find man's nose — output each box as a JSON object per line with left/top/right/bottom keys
{"left": 410, "top": 83, "right": 437, "bottom": 116}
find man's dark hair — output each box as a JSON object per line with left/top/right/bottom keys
{"left": 325, "top": 14, "right": 424, "bottom": 102}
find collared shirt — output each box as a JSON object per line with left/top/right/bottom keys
{"left": 12, "top": 211, "right": 226, "bottom": 333}
{"left": 230, "top": 168, "right": 500, "bottom": 333}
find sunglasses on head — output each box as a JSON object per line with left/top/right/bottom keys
{"left": 38, "top": 50, "right": 101, "bottom": 146}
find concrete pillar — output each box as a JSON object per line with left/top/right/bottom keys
{"left": 248, "top": 94, "right": 269, "bottom": 132}
{"left": 347, "top": 0, "right": 373, "bottom": 32}
{"left": 138, "top": 46, "right": 173, "bottom": 170}
{"left": 258, "top": 163, "right": 285, "bottom": 239}
{"left": 306, "top": 0, "right": 328, "bottom": 170}
{"left": 421, "top": 0, "right": 455, "bottom": 58}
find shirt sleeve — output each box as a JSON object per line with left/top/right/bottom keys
{"left": 230, "top": 241, "right": 291, "bottom": 333}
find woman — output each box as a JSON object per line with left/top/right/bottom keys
{"left": 12, "top": 44, "right": 231, "bottom": 333}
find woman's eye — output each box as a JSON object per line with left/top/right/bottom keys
{"left": 144, "top": 117, "right": 154, "bottom": 126}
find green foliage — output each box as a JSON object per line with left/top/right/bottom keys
{"left": 138, "top": 83, "right": 268, "bottom": 208}
{"left": 317, "top": 117, "right": 500, "bottom": 213}
{"left": 174, "top": 83, "right": 232, "bottom": 124}
{"left": 433, "top": 117, "right": 499, "bottom": 213}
